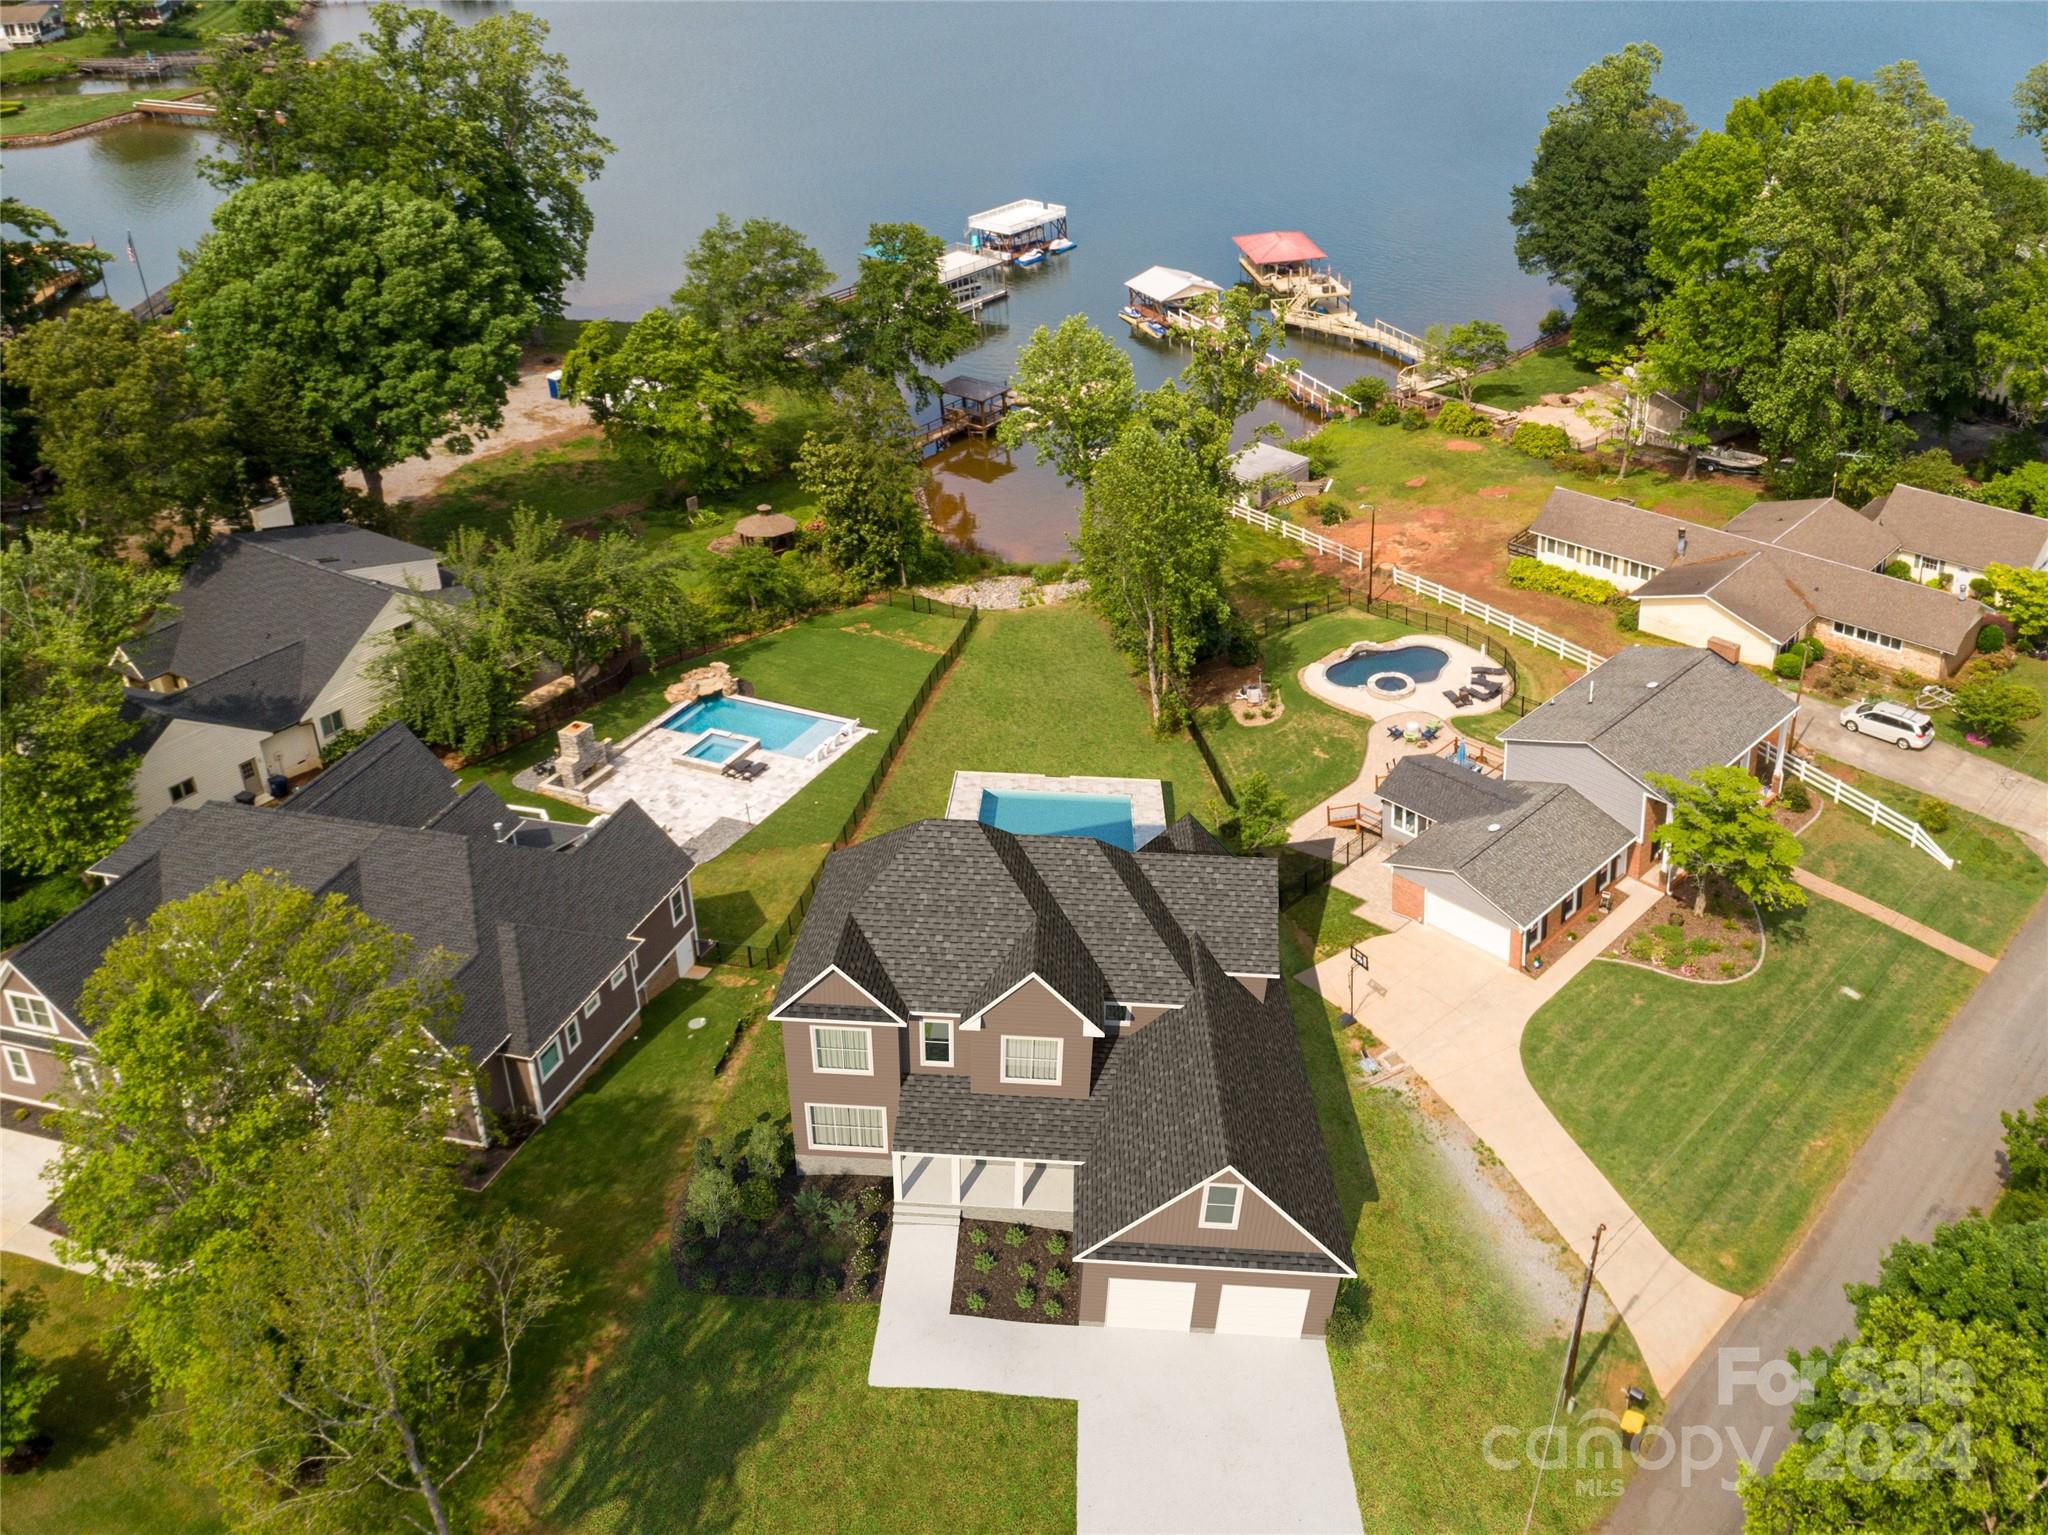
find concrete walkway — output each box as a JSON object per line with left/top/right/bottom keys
{"left": 1795, "top": 695, "right": 2047, "bottom": 841}
{"left": 872, "top": 1223, "right": 1363, "bottom": 1534}
{"left": 1792, "top": 868, "right": 1998, "bottom": 972}
{"left": 0, "top": 1128, "right": 75, "bottom": 1272}
{"left": 1308, "top": 883, "right": 1743, "bottom": 1393}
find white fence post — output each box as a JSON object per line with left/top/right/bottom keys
{"left": 1373, "top": 565, "right": 1606, "bottom": 672}
{"left": 1762, "top": 745, "right": 1954, "bottom": 869}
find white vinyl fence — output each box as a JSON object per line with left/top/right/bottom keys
{"left": 1387, "top": 568, "right": 1607, "bottom": 670}
{"left": 1761, "top": 745, "right": 1954, "bottom": 869}
{"left": 1227, "top": 502, "right": 1367, "bottom": 570}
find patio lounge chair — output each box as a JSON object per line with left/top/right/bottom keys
{"left": 1472, "top": 665, "right": 1508, "bottom": 679}
{"left": 1385, "top": 724, "right": 1406, "bottom": 740}
{"left": 1468, "top": 679, "right": 1503, "bottom": 702}
{"left": 1419, "top": 725, "right": 1441, "bottom": 743}
{"left": 1443, "top": 688, "right": 1473, "bottom": 707}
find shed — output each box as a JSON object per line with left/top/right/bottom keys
{"left": 735, "top": 512, "right": 798, "bottom": 551}
{"left": 1230, "top": 442, "right": 1313, "bottom": 506}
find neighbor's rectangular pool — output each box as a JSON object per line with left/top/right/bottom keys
{"left": 660, "top": 694, "right": 846, "bottom": 757}
{"left": 977, "top": 789, "right": 1136, "bottom": 850}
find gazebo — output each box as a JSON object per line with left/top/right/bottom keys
{"left": 938, "top": 376, "right": 1014, "bottom": 433}
{"left": 735, "top": 511, "right": 798, "bottom": 551}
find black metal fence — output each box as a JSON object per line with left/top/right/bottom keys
{"left": 1250, "top": 586, "right": 1535, "bottom": 721}
{"left": 717, "top": 593, "right": 978, "bottom": 969}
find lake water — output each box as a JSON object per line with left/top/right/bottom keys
{"left": 7, "top": 2, "right": 2034, "bottom": 559}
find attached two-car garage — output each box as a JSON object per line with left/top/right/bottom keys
{"left": 1097, "top": 1272, "right": 1322, "bottom": 1337}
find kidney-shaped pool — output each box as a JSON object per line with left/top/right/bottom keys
{"left": 1326, "top": 644, "right": 1452, "bottom": 688}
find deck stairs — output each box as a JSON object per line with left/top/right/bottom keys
{"left": 891, "top": 1202, "right": 963, "bottom": 1230}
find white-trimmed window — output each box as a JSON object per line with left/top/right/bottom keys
{"left": 667, "top": 886, "right": 688, "bottom": 925}
{"left": 1623, "top": 558, "right": 1655, "bottom": 581}
{"left": 1830, "top": 620, "right": 1903, "bottom": 652}
{"left": 536, "top": 1039, "right": 564, "bottom": 1082}
{"left": 2, "top": 1045, "right": 32, "bottom": 1084}
{"left": 1387, "top": 802, "right": 1423, "bottom": 838}
{"left": 564, "top": 1017, "right": 582, "bottom": 1055}
{"left": 168, "top": 777, "right": 198, "bottom": 804}
{"left": 6, "top": 994, "right": 55, "bottom": 1035}
{"left": 1199, "top": 1182, "right": 1242, "bottom": 1229}
{"left": 812, "top": 1026, "right": 871, "bottom": 1075}
{"left": 316, "top": 709, "right": 345, "bottom": 740}
{"left": 1001, "top": 1035, "right": 1061, "bottom": 1085}
{"left": 1561, "top": 885, "right": 1583, "bottom": 921}
{"left": 919, "top": 1018, "right": 952, "bottom": 1066}
{"left": 807, "top": 1103, "right": 885, "bottom": 1151}
{"left": 610, "top": 964, "right": 628, "bottom": 990}
{"left": 1523, "top": 919, "right": 1543, "bottom": 954}
{"left": 581, "top": 990, "right": 600, "bottom": 1019}
{"left": 1103, "top": 1002, "right": 1135, "bottom": 1031}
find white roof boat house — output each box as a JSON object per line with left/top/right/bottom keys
{"left": 966, "top": 199, "right": 1069, "bottom": 259}
{"left": 1122, "top": 267, "right": 1223, "bottom": 337}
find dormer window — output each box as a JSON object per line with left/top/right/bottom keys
{"left": 1103, "top": 1002, "right": 1135, "bottom": 1030}
{"left": 1199, "top": 1182, "right": 1241, "bottom": 1230}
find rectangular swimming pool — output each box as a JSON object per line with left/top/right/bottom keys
{"left": 660, "top": 695, "right": 848, "bottom": 757}
{"left": 977, "top": 789, "right": 1136, "bottom": 850}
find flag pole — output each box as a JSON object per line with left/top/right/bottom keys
{"left": 126, "top": 231, "right": 152, "bottom": 318}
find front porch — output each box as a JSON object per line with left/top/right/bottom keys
{"left": 894, "top": 1150, "right": 1076, "bottom": 1230}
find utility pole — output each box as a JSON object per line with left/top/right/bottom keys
{"left": 1364, "top": 502, "right": 1378, "bottom": 610}
{"left": 1560, "top": 1223, "right": 1605, "bottom": 1410}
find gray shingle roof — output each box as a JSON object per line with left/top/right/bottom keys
{"left": 1375, "top": 756, "right": 1524, "bottom": 828}
{"left": 1076, "top": 943, "right": 1350, "bottom": 1271}
{"left": 10, "top": 729, "right": 692, "bottom": 1062}
{"left": 241, "top": 523, "right": 441, "bottom": 576}
{"left": 894, "top": 1069, "right": 1113, "bottom": 1161}
{"left": 1637, "top": 545, "right": 1985, "bottom": 655}
{"left": 1140, "top": 815, "right": 1230, "bottom": 856}
{"left": 772, "top": 820, "right": 1278, "bottom": 1022}
{"left": 1722, "top": 498, "right": 1899, "bottom": 569}
{"left": 288, "top": 723, "right": 461, "bottom": 827}
{"left": 86, "top": 806, "right": 200, "bottom": 881}
{"left": 1385, "top": 781, "right": 1635, "bottom": 927}
{"left": 1867, "top": 484, "right": 2048, "bottom": 574}
{"left": 1502, "top": 646, "right": 1796, "bottom": 788}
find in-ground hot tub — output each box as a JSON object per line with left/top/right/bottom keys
{"left": 676, "top": 728, "right": 758, "bottom": 772}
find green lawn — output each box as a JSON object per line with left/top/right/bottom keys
{"left": 1461, "top": 348, "right": 1603, "bottom": 411}
{"left": 1933, "top": 656, "right": 2048, "bottom": 782}
{"left": 1222, "top": 520, "right": 1352, "bottom": 620}
{"left": 0, "top": 86, "right": 205, "bottom": 139}
{"left": 1796, "top": 761, "right": 2047, "bottom": 954}
{"left": 1283, "top": 928, "right": 1649, "bottom": 1533}
{"left": 860, "top": 603, "right": 1218, "bottom": 835}
{"left": 0, "top": 1255, "right": 222, "bottom": 1533}
{"left": 1282, "top": 882, "right": 1387, "bottom": 961}
{"left": 1522, "top": 897, "right": 1981, "bottom": 1294}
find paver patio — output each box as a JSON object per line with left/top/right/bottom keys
{"left": 1306, "top": 883, "right": 1743, "bottom": 1393}
{"left": 871, "top": 1221, "right": 1363, "bottom": 1534}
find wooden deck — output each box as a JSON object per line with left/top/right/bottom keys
{"left": 1270, "top": 296, "right": 1423, "bottom": 364}
{"left": 914, "top": 403, "right": 1008, "bottom": 453}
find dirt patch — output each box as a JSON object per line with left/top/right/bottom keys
{"left": 1272, "top": 557, "right": 1305, "bottom": 571}
{"left": 1403, "top": 476, "right": 1428, "bottom": 488}
{"left": 706, "top": 533, "right": 742, "bottom": 555}
{"left": 1440, "top": 439, "right": 1484, "bottom": 453}
{"left": 1603, "top": 875, "right": 1764, "bottom": 983}
{"left": 950, "top": 1219, "right": 1079, "bottom": 1325}
{"left": 841, "top": 621, "right": 945, "bottom": 654}
{"left": 1476, "top": 486, "right": 1515, "bottom": 499}
{"left": 344, "top": 365, "right": 597, "bottom": 505}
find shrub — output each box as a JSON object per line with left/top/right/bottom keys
{"left": 1978, "top": 625, "right": 2009, "bottom": 654}
{"left": 1913, "top": 796, "right": 1953, "bottom": 834}
{"left": 1954, "top": 679, "right": 2035, "bottom": 744}
{"left": 1013, "top": 1286, "right": 1037, "bottom": 1310}
{"left": 1971, "top": 576, "right": 1996, "bottom": 600}
{"left": 1015, "top": 1259, "right": 1036, "bottom": 1283}
{"left": 694, "top": 1271, "right": 717, "bottom": 1293}
{"left": 736, "top": 1177, "right": 777, "bottom": 1223}
{"left": 1325, "top": 1277, "right": 1369, "bottom": 1348}
{"left": 1510, "top": 420, "right": 1573, "bottom": 460}
{"left": 848, "top": 1217, "right": 878, "bottom": 1248}
{"left": 1372, "top": 401, "right": 1402, "bottom": 427}
{"left": 842, "top": 1277, "right": 869, "bottom": 1302}
{"left": 1400, "top": 406, "right": 1429, "bottom": 432}
{"left": 1894, "top": 668, "right": 1924, "bottom": 693}
{"left": 1045, "top": 1232, "right": 1066, "bottom": 1255}
{"left": 1346, "top": 376, "right": 1390, "bottom": 411}
{"left": 967, "top": 1226, "right": 989, "bottom": 1247}
{"left": 1043, "top": 1265, "right": 1068, "bottom": 1292}
{"left": 1615, "top": 599, "right": 1639, "bottom": 632}
{"left": 1003, "top": 1224, "right": 1028, "bottom": 1247}
{"left": 744, "top": 1118, "right": 788, "bottom": 1180}
{"left": 1795, "top": 636, "right": 1825, "bottom": 665}
{"left": 821, "top": 1199, "right": 858, "bottom": 1237}
{"left": 1772, "top": 652, "right": 1804, "bottom": 680}
{"left": 743, "top": 1236, "right": 769, "bottom": 1263}
{"left": 972, "top": 1248, "right": 997, "bottom": 1275}
{"left": 792, "top": 1186, "right": 829, "bottom": 1229}
{"left": 1781, "top": 778, "right": 1811, "bottom": 813}
{"left": 1539, "top": 306, "right": 1571, "bottom": 337}
{"left": 966, "top": 1290, "right": 988, "bottom": 1314}
{"left": 1316, "top": 499, "right": 1346, "bottom": 527}
{"left": 1041, "top": 1295, "right": 1065, "bottom": 1319}
{"left": 1505, "top": 555, "right": 1620, "bottom": 605}
{"left": 1884, "top": 560, "right": 1912, "bottom": 580}
{"left": 1434, "top": 401, "right": 1481, "bottom": 436}
{"left": 845, "top": 1245, "right": 877, "bottom": 1279}
{"left": 815, "top": 1274, "right": 840, "bottom": 1299}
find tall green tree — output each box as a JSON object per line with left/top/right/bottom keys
{"left": 1079, "top": 420, "right": 1228, "bottom": 721}
{"left": 995, "top": 315, "right": 1137, "bottom": 487}
{"left": 1420, "top": 319, "right": 1512, "bottom": 402}
{"left": 560, "top": 309, "right": 764, "bottom": 492}
{"left": 0, "top": 1278, "right": 54, "bottom": 1461}
{"left": 671, "top": 214, "right": 838, "bottom": 392}
{"left": 1985, "top": 564, "right": 2048, "bottom": 644}
{"left": 1510, "top": 43, "right": 1695, "bottom": 358}
{"left": 0, "top": 199, "right": 105, "bottom": 331}
{"left": 371, "top": 599, "right": 534, "bottom": 760}
{"left": 0, "top": 531, "right": 176, "bottom": 875}
{"left": 50, "top": 872, "right": 466, "bottom": 1382}
{"left": 198, "top": 4, "right": 612, "bottom": 317}
{"left": 180, "top": 175, "right": 534, "bottom": 507}
{"left": 1646, "top": 764, "right": 1805, "bottom": 915}
{"left": 2016, "top": 62, "right": 2048, "bottom": 158}
{"left": 795, "top": 373, "right": 927, "bottom": 587}
{"left": 838, "top": 222, "right": 976, "bottom": 406}
{"left": 1977, "top": 255, "right": 2048, "bottom": 424}
{"left": 76, "top": 0, "right": 149, "bottom": 49}
{"left": 3, "top": 301, "right": 235, "bottom": 546}
{"left": 1999, "top": 1098, "right": 2048, "bottom": 1226}
{"left": 181, "top": 1105, "right": 563, "bottom": 1535}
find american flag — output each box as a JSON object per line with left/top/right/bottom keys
{"left": 125, "top": 233, "right": 137, "bottom": 266}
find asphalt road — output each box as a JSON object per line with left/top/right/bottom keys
{"left": 1605, "top": 895, "right": 2048, "bottom": 1534}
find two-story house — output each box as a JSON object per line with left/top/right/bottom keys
{"left": 116, "top": 519, "right": 461, "bottom": 824}
{"left": 0, "top": 725, "right": 698, "bottom": 1143}
{"left": 771, "top": 815, "right": 1354, "bottom": 1338}
{"left": 1381, "top": 646, "right": 1797, "bottom": 968}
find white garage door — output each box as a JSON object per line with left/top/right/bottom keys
{"left": 1215, "top": 1284, "right": 1312, "bottom": 1337}
{"left": 1423, "top": 888, "right": 1512, "bottom": 960}
{"left": 1103, "top": 1277, "right": 1198, "bottom": 1331}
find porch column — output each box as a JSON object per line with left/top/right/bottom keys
{"left": 1773, "top": 718, "right": 1790, "bottom": 793}
{"left": 1015, "top": 1158, "right": 1028, "bottom": 1210}
{"left": 891, "top": 1153, "right": 904, "bottom": 1203}
{"left": 951, "top": 1155, "right": 963, "bottom": 1205}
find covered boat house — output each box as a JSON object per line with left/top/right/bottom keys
{"left": 965, "top": 199, "right": 1070, "bottom": 262}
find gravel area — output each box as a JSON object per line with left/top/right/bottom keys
{"left": 917, "top": 575, "right": 1089, "bottom": 610}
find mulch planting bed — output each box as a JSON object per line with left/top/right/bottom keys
{"left": 950, "top": 1218, "right": 1079, "bottom": 1326}
{"left": 1603, "top": 873, "right": 1764, "bottom": 982}
{"left": 672, "top": 1172, "right": 892, "bottom": 1304}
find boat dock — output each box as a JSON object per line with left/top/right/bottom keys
{"left": 1120, "top": 266, "right": 1224, "bottom": 340}
{"left": 913, "top": 375, "right": 1015, "bottom": 454}
{"left": 823, "top": 243, "right": 1007, "bottom": 316}
{"left": 965, "top": 199, "right": 1072, "bottom": 265}
{"left": 1232, "top": 231, "right": 1425, "bottom": 365}
{"left": 134, "top": 97, "right": 219, "bottom": 121}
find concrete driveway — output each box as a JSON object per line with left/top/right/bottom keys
{"left": 872, "top": 1222, "right": 1363, "bottom": 1534}
{"left": 1794, "top": 695, "right": 2047, "bottom": 840}
{"left": 1309, "top": 885, "right": 1742, "bottom": 1394}
{"left": 0, "top": 1126, "right": 70, "bottom": 1269}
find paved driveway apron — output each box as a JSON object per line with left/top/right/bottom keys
{"left": 1310, "top": 883, "right": 1742, "bottom": 1394}
{"left": 0, "top": 1127, "right": 70, "bottom": 1269}
{"left": 1795, "top": 696, "right": 2048, "bottom": 841}
{"left": 872, "top": 1223, "right": 1364, "bottom": 1534}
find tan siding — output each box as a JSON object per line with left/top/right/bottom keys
{"left": 907, "top": 1016, "right": 963, "bottom": 1075}
{"left": 0, "top": 974, "right": 92, "bottom": 1046}
{"left": 964, "top": 978, "right": 1090, "bottom": 1099}
{"left": 131, "top": 717, "right": 271, "bottom": 824}
{"left": 1076, "top": 1261, "right": 1339, "bottom": 1337}
{"left": 1635, "top": 596, "right": 1781, "bottom": 666}
{"left": 302, "top": 592, "right": 417, "bottom": 742}
{"left": 783, "top": 1018, "right": 900, "bottom": 1168}
{"left": 779, "top": 969, "right": 886, "bottom": 1014}
{"left": 1232, "top": 976, "right": 1270, "bottom": 1002}
{"left": 1105, "top": 1174, "right": 1321, "bottom": 1257}
{"left": 0, "top": 1036, "right": 70, "bottom": 1103}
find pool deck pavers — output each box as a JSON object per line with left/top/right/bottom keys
{"left": 945, "top": 771, "right": 1168, "bottom": 849}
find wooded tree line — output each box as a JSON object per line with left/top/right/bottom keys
{"left": 1512, "top": 48, "right": 2048, "bottom": 497}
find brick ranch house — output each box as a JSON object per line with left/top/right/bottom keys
{"left": 1381, "top": 646, "right": 1796, "bottom": 970}
{"left": 771, "top": 815, "right": 1354, "bottom": 1339}
{"left": 1522, "top": 484, "right": 2021, "bottom": 677}
{"left": 0, "top": 726, "right": 697, "bottom": 1144}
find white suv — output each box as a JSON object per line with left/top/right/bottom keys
{"left": 1838, "top": 700, "right": 1935, "bottom": 750}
